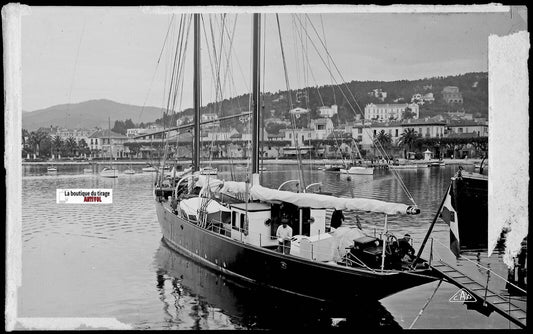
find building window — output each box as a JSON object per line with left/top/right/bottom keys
{"left": 373, "top": 130, "right": 376, "bottom": 136}
{"left": 395, "top": 129, "right": 398, "bottom": 137}
{"left": 458, "top": 128, "right": 463, "bottom": 133}
{"left": 358, "top": 128, "right": 362, "bottom": 134}
{"left": 419, "top": 128, "right": 422, "bottom": 133}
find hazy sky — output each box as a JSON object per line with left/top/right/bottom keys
{"left": 21, "top": 6, "right": 526, "bottom": 112}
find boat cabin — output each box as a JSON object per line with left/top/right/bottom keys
{"left": 227, "top": 201, "right": 327, "bottom": 251}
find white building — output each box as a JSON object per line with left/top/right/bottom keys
{"left": 52, "top": 127, "right": 96, "bottom": 144}
{"left": 317, "top": 105, "right": 338, "bottom": 118}
{"left": 176, "top": 115, "right": 192, "bottom": 126}
{"left": 364, "top": 103, "right": 419, "bottom": 122}
{"left": 88, "top": 129, "right": 129, "bottom": 158}
{"left": 446, "top": 120, "right": 488, "bottom": 137}
{"left": 126, "top": 128, "right": 151, "bottom": 137}
{"left": 369, "top": 89, "right": 387, "bottom": 101}
{"left": 289, "top": 107, "right": 309, "bottom": 117}
{"left": 411, "top": 93, "right": 435, "bottom": 105}
{"left": 201, "top": 113, "right": 219, "bottom": 128}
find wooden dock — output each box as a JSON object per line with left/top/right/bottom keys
{"left": 431, "top": 260, "right": 526, "bottom": 328}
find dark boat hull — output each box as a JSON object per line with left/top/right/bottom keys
{"left": 156, "top": 201, "right": 436, "bottom": 302}
{"left": 451, "top": 174, "right": 488, "bottom": 250}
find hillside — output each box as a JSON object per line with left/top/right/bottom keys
{"left": 23, "top": 72, "right": 488, "bottom": 130}
{"left": 163, "top": 72, "right": 488, "bottom": 126}
{"left": 22, "top": 99, "right": 169, "bottom": 130}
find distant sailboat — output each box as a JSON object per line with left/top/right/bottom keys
{"left": 100, "top": 117, "right": 119, "bottom": 178}
{"left": 124, "top": 154, "right": 135, "bottom": 174}
{"left": 340, "top": 140, "right": 374, "bottom": 175}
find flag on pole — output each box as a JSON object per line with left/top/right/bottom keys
{"left": 440, "top": 184, "right": 461, "bottom": 257}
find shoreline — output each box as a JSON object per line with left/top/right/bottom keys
{"left": 22, "top": 158, "right": 483, "bottom": 166}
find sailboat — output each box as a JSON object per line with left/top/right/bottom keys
{"left": 100, "top": 117, "right": 119, "bottom": 178}
{"left": 340, "top": 139, "right": 374, "bottom": 175}
{"left": 124, "top": 153, "right": 135, "bottom": 175}
{"left": 153, "top": 13, "right": 438, "bottom": 304}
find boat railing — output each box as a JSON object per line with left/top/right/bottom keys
{"left": 432, "top": 238, "right": 527, "bottom": 298}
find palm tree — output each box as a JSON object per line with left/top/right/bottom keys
{"left": 398, "top": 128, "right": 419, "bottom": 159}
{"left": 65, "top": 136, "right": 77, "bottom": 157}
{"left": 28, "top": 130, "right": 48, "bottom": 157}
{"left": 374, "top": 130, "right": 392, "bottom": 158}
{"left": 78, "top": 139, "right": 90, "bottom": 158}
{"left": 53, "top": 136, "right": 63, "bottom": 158}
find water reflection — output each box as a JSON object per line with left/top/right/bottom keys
{"left": 153, "top": 240, "right": 401, "bottom": 329}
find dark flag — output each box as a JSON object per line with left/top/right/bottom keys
{"left": 440, "top": 185, "right": 461, "bottom": 257}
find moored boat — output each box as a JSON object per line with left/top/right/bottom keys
{"left": 389, "top": 164, "right": 418, "bottom": 170}
{"left": 340, "top": 166, "right": 374, "bottom": 175}
{"left": 100, "top": 167, "right": 118, "bottom": 178}
{"left": 200, "top": 166, "right": 218, "bottom": 175}
{"left": 142, "top": 165, "right": 158, "bottom": 172}
{"left": 153, "top": 13, "right": 438, "bottom": 304}
{"left": 428, "top": 160, "right": 446, "bottom": 167}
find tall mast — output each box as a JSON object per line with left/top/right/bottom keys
{"left": 251, "top": 13, "right": 261, "bottom": 179}
{"left": 193, "top": 13, "right": 201, "bottom": 172}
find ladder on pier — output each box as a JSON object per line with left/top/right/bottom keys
{"left": 431, "top": 260, "right": 526, "bottom": 328}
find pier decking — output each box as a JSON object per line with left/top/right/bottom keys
{"left": 431, "top": 260, "right": 526, "bottom": 328}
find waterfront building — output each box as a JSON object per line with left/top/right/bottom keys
{"left": 364, "top": 103, "right": 420, "bottom": 122}
{"left": 88, "top": 129, "right": 129, "bottom": 158}
{"left": 446, "top": 120, "right": 488, "bottom": 137}
{"left": 280, "top": 118, "right": 334, "bottom": 146}
{"left": 363, "top": 118, "right": 446, "bottom": 149}
{"left": 51, "top": 127, "right": 96, "bottom": 144}
{"left": 264, "top": 116, "right": 291, "bottom": 126}
{"left": 442, "top": 86, "right": 463, "bottom": 104}
{"left": 203, "top": 128, "right": 240, "bottom": 142}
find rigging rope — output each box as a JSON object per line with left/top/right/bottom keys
{"left": 319, "top": 14, "right": 336, "bottom": 105}
{"left": 276, "top": 14, "right": 306, "bottom": 192}
{"left": 293, "top": 14, "right": 418, "bottom": 206}
{"left": 138, "top": 14, "right": 175, "bottom": 125}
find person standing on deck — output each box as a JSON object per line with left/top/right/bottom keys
{"left": 276, "top": 217, "right": 293, "bottom": 254}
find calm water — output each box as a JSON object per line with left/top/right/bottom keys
{"left": 18, "top": 163, "right": 518, "bottom": 329}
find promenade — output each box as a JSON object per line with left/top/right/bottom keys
{"left": 22, "top": 158, "right": 484, "bottom": 166}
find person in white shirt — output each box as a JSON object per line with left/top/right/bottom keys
{"left": 276, "top": 218, "right": 293, "bottom": 254}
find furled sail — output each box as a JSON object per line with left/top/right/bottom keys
{"left": 250, "top": 184, "right": 411, "bottom": 215}
{"left": 195, "top": 176, "right": 415, "bottom": 215}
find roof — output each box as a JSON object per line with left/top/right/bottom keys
{"left": 447, "top": 120, "right": 486, "bottom": 127}
{"left": 230, "top": 202, "right": 271, "bottom": 212}
{"left": 88, "top": 129, "right": 128, "bottom": 139}
{"left": 370, "top": 119, "right": 446, "bottom": 127}
{"left": 366, "top": 103, "right": 410, "bottom": 108}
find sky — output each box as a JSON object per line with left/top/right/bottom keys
{"left": 20, "top": 6, "right": 527, "bottom": 112}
